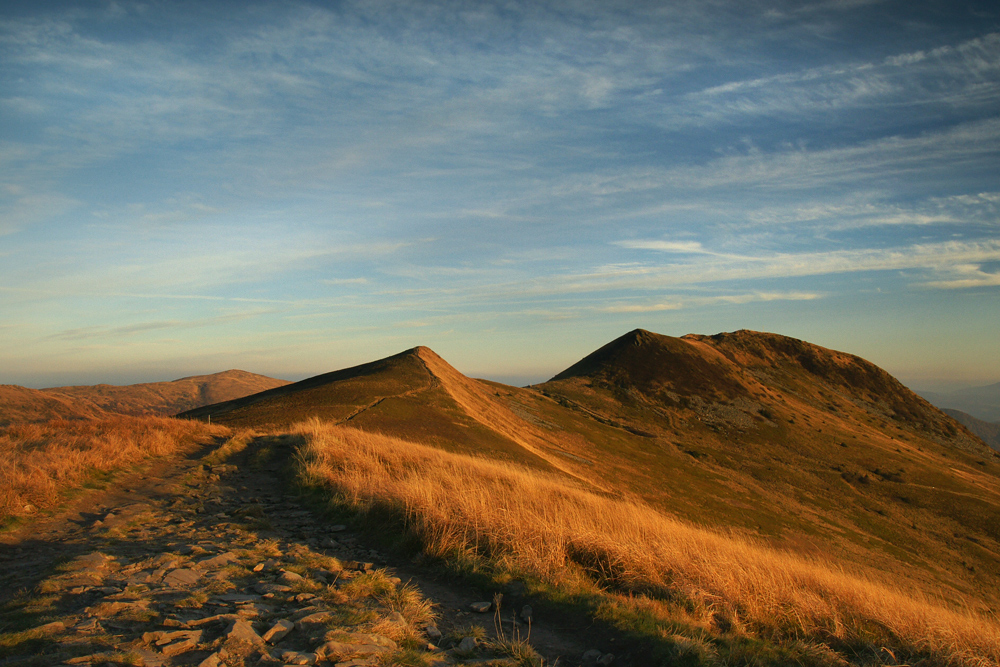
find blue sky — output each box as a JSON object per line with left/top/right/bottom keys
{"left": 2, "top": 1, "right": 999, "bottom": 390}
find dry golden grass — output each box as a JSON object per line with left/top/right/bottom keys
{"left": 293, "top": 419, "right": 1000, "bottom": 666}
{"left": 0, "top": 416, "right": 228, "bottom": 520}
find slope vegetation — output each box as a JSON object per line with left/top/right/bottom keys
{"left": 296, "top": 421, "right": 1000, "bottom": 667}
{"left": 187, "top": 330, "right": 1000, "bottom": 624}
{"left": 0, "top": 385, "right": 108, "bottom": 426}
{"left": 180, "top": 348, "right": 565, "bottom": 471}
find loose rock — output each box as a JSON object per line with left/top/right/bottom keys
{"left": 263, "top": 618, "right": 295, "bottom": 643}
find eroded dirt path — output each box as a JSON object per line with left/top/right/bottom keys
{"left": 0, "top": 433, "right": 596, "bottom": 667}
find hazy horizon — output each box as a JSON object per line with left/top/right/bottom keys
{"left": 2, "top": 1, "right": 999, "bottom": 391}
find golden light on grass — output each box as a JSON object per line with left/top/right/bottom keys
{"left": 293, "top": 418, "right": 1000, "bottom": 666}
{"left": 0, "top": 416, "right": 227, "bottom": 520}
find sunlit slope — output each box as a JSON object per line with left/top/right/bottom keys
{"left": 182, "top": 331, "right": 1000, "bottom": 608}
{"left": 0, "top": 385, "right": 108, "bottom": 426}
{"left": 531, "top": 329, "right": 1000, "bottom": 608}
{"left": 179, "top": 347, "right": 564, "bottom": 471}
{"left": 44, "top": 369, "right": 289, "bottom": 416}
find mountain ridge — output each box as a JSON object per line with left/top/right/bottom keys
{"left": 0, "top": 370, "right": 289, "bottom": 424}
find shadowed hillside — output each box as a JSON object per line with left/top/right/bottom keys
{"left": 944, "top": 407, "right": 1000, "bottom": 450}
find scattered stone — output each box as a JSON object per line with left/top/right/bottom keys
{"left": 225, "top": 618, "right": 265, "bottom": 646}
{"left": 330, "top": 525, "right": 348, "bottom": 532}
{"left": 469, "top": 601, "right": 492, "bottom": 613}
{"left": 157, "top": 630, "right": 203, "bottom": 656}
{"left": 598, "top": 653, "right": 615, "bottom": 666}
{"left": 253, "top": 559, "right": 280, "bottom": 573}
{"left": 387, "top": 611, "right": 407, "bottom": 625}
{"left": 188, "top": 613, "right": 241, "bottom": 627}
{"left": 263, "top": 618, "right": 295, "bottom": 644}
{"left": 74, "top": 617, "right": 102, "bottom": 634}
{"left": 457, "top": 636, "right": 479, "bottom": 652}
{"left": 254, "top": 582, "right": 292, "bottom": 594}
{"left": 425, "top": 624, "right": 442, "bottom": 640}
{"left": 162, "top": 568, "right": 200, "bottom": 588}
{"left": 197, "top": 653, "right": 224, "bottom": 667}
{"left": 581, "top": 649, "right": 603, "bottom": 666}
{"left": 22, "top": 504, "right": 37, "bottom": 514}
{"left": 279, "top": 569, "right": 304, "bottom": 584}
{"left": 520, "top": 604, "right": 533, "bottom": 623}
{"left": 216, "top": 593, "right": 261, "bottom": 603}
{"left": 274, "top": 649, "right": 317, "bottom": 665}
{"left": 196, "top": 551, "right": 239, "bottom": 570}
{"left": 296, "top": 611, "right": 333, "bottom": 632}
{"left": 291, "top": 606, "right": 325, "bottom": 620}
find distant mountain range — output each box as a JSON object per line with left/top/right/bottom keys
{"left": 943, "top": 408, "right": 1000, "bottom": 450}
{"left": 918, "top": 382, "right": 1000, "bottom": 423}
{"left": 0, "top": 370, "right": 289, "bottom": 425}
{"left": 181, "top": 329, "right": 1000, "bottom": 610}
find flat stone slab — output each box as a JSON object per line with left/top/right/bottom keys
{"left": 196, "top": 551, "right": 239, "bottom": 570}
{"left": 214, "top": 593, "right": 261, "bottom": 603}
{"left": 225, "top": 618, "right": 264, "bottom": 646}
{"left": 162, "top": 568, "right": 200, "bottom": 588}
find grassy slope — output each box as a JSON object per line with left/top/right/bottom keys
{"left": 0, "top": 416, "right": 228, "bottom": 521}
{"left": 531, "top": 330, "right": 1000, "bottom": 611}
{"left": 43, "top": 369, "right": 290, "bottom": 416}
{"left": 294, "top": 422, "right": 1000, "bottom": 667}
{"left": 0, "top": 385, "right": 108, "bottom": 426}
{"left": 184, "top": 330, "right": 1000, "bottom": 615}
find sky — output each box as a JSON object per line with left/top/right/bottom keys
{"left": 1, "top": 0, "right": 999, "bottom": 391}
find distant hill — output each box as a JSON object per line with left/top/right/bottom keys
{"left": 918, "top": 382, "right": 1000, "bottom": 422}
{"left": 42, "top": 370, "right": 290, "bottom": 417}
{"left": 0, "top": 385, "right": 108, "bottom": 426}
{"left": 944, "top": 408, "right": 1000, "bottom": 450}
{"left": 186, "top": 329, "right": 1000, "bottom": 611}
{"left": 1, "top": 370, "right": 289, "bottom": 425}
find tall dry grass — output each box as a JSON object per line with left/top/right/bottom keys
{"left": 0, "top": 416, "right": 228, "bottom": 520}
{"left": 293, "top": 419, "right": 1000, "bottom": 666}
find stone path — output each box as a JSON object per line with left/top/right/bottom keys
{"left": 0, "top": 433, "right": 594, "bottom": 667}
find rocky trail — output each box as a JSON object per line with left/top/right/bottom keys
{"left": 0, "top": 433, "right": 605, "bottom": 667}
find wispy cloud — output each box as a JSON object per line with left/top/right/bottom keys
{"left": 47, "top": 311, "right": 273, "bottom": 342}
{"left": 920, "top": 264, "right": 1000, "bottom": 290}
{"left": 613, "top": 240, "right": 707, "bottom": 254}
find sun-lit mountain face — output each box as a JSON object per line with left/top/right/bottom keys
{"left": 179, "top": 329, "right": 1000, "bottom": 613}
{"left": 0, "top": 371, "right": 289, "bottom": 425}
